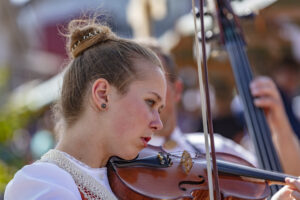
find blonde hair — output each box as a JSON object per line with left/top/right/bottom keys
{"left": 54, "top": 18, "right": 163, "bottom": 130}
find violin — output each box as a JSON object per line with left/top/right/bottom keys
{"left": 107, "top": 145, "right": 296, "bottom": 200}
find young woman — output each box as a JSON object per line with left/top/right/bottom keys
{"left": 4, "top": 18, "right": 166, "bottom": 199}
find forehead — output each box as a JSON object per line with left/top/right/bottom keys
{"left": 130, "top": 64, "right": 166, "bottom": 102}
{"left": 132, "top": 58, "right": 163, "bottom": 79}
{"left": 132, "top": 56, "right": 162, "bottom": 71}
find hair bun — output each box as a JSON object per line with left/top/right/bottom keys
{"left": 67, "top": 19, "right": 116, "bottom": 58}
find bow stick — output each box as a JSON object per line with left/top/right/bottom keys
{"left": 192, "top": 0, "right": 221, "bottom": 199}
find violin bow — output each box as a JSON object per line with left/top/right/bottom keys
{"left": 192, "top": 0, "right": 221, "bottom": 199}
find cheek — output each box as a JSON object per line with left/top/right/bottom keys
{"left": 160, "top": 103, "right": 175, "bottom": 130}
{"left": 113, "top": 100, "right": 150, "bottom": 137}
{"left": 160, "top": 106, "right": 170, "bottom": 124}
{"left": 161, "top": 91, "right": 176, "bottom": 123}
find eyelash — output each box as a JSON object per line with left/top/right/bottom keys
{"left": 146, "top": 99, "right": 156, "bottom": 107}
{"left": 146, "top": 99, "right": 163, "bottom": 114}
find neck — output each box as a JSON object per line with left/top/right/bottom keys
{"left": 56, "top": 114, "right": 110, "bottom": 168}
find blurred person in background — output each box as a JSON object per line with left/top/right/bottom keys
{"left": 250, "top": 76, "right": 300, "bottom": 176}
{"left": 210, "top": 79, "right": 245, "bottom": 144}
{"left": 5, "top": 18, "right": 167, "bottom": 199}
{"left": 143, "top": 39, "right": 300, "bottom": 176}
{"left": 141, "top": 39, "right": 257, "bottom": 165}
{"left": 144, "top": 41, "right": 300, "bottom": 199}
{"left": 271, "top": 56, "right": 300, "bottom": 139}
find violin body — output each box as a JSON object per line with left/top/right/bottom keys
{"left": 108, "top": 145, "right": 270, "bottom": 200}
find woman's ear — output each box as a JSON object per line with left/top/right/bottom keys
{"left": 91, "top": 78, "right": 110, "bottom": 111}
{"left": 174, "top": 78, "right": 183, "bottom": 103}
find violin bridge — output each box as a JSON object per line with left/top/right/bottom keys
{"left": 180, "top": 150, "right": 193, "bottom": 174}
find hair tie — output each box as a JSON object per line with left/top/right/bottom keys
{"left": 71, "top": 30, "right": 101, "bottom": 52}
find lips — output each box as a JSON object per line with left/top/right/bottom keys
{"left": 144, "top": 137, "right": 151, "bottom": 143}
{"left": 141, "top": 137, "right": 152, "bottom": 147}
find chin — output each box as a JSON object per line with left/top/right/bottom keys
{"left": 119, "top": 150, "right": 140, "bottom": 161}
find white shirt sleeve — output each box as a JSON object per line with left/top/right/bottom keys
{"left": 213, "top": 133, "right": 258, "bottom": 167}
{"left": 4, "top": 162, "right": 81, "bottom": 200}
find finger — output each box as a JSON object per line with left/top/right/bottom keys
{"left": 253, "top": 96, "right": 279, "bottom": 109}
{"left": 250, "top": 76, "right": 276, "bottom": 87}
{"left": 286, "top": 178, "right": 300, "bottom": 191}
{"left": 271, "top": 186, "right": 292, "bottom": 200}
{"left": 250, "top": 85, "right": 279, "bottom": 100}
{"left": 291, "top": 190, "right": 300, "bottom": 200}
{"left": 251, "top": 76, "right": 276, "bottom": 90}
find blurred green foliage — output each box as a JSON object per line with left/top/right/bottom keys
{"left": 0, "top": 161, "right": 16, "bottom": 193}
{"left": 0, "top": 107, "right": 33, "bottom": 143}
{"left": 0, "top": 67, "right": 9, "bottom": 90}
{"left": 0, "top": 66, "right": 10, "bottom": 110}
{"left": 0, "top": 105, "right": 37, "bottom": 193}
{"left": 0, "top": 64, "right": 45, "bottom": 194}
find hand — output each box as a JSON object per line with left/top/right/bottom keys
{"left": 272, "top": 178, "right": 300, "bottom": 200}
{"left": 250, "top": 76, "right": 289, "bottom": 134}
{"left": 251, "top": 77, "right": 300, "bottom": 176}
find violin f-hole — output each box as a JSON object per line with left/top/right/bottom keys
{"left": 178, "top": 175, "right": 205, "bottom": 191}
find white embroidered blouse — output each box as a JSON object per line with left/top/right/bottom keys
{"left": 4, "top": 150, "right": 117, "bottom": 200}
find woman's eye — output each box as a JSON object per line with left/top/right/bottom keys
{"left": 146, "top": 99, "right": 155, "bottom": 107}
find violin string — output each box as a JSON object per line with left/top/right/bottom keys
{"left": 234, "top": 30, "right": 283, "bottom": 194}
{"left": 235, "top": 43, "right": 275, "bottom": 168}
{"left": 231, "top": 32, "right": 273, "bottom": 169}
{"left": 226, "top": 39, "right": 282, "bottom": 197}
{"left": 221, "top": 1, "right": 280, "bottom": 173}
{"left": 192, "top": 1, "right": 214, "bottom": 199}
{"left": 223, "top": 23, "right": 269, "bottom": 169}
{"left": 227, "top": 16, "right": 282, "bottom": 193}
{"left": 222, "top": 14, "right": 264, "bottom": 165}
{"left": 227, "top": 45, "right": 270, "bottom": 168}
{"left": 213, "top": 0, "right": 283, "bottom": 196}
{"left": 232, "top": 20, "right": 282, "bottom": 172}
{"left": 226, "top": 23, "right": 275, "bottom": 170}
{"left": 236, "top": 37, "right": 282, "bottom": 171}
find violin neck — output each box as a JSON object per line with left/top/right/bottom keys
{"left": 217, "top": 160, "right": 297, "bottom": 184}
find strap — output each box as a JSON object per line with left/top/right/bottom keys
{"left": 39, "top": 150, "right": 117, "bottom": 200}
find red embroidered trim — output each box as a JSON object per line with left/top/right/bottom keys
{"left": 79, "top": 190, "right": 88, "bottom": 200}
{"left": 78, "top": 186, "right": 102, "bottom": 200}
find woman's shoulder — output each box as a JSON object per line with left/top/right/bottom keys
{"left": 4, "top": 162, "right": 81, "bottom": 200}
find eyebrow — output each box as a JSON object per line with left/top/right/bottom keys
{"left": 149, "top": 91, "right": 165, "bottom": 110}
{"left": 149, "top": 92, "right": 162, "bottom": 102}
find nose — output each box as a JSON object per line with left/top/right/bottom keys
{"left": 150, "top": 111, "right": 163, "bottom": 131}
